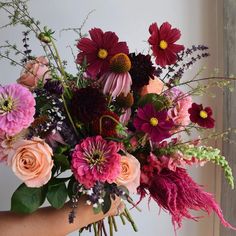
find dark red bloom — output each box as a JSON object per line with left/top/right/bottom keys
{"left": 76, "top": 28, "right": 129, "bottom": 77}
{"left": 148, "top": 22, "right": 184, "bottom": 67}
{"left": 188, "top": 103, "right": 215, "bottom": 128}
{"left": 93, "top": 110, "right": 119, "bottom": 137}
{"left": 138, "top": 156, "right": 236, "bottom": 231}
{"left": 133, "top": 104, "right": 174, "bottom": 142}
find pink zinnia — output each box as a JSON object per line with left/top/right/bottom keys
{"left": 134, "top": 104, "right": 174, "bottom": 142}
{"left": 77, "top": 28, "right": 129, "bottom": 77}
{"left": 148, "top": 22, "right": 184, "bottom": 67}
{"left": 0, "top": 84, "right": 35, "bottom": 136}
{"left": 71, "top": 136, "right": 121, "bottom": 188}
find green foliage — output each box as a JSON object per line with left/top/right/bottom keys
{"left": 138, "top": 93, "right": 171, "bottom": 111}
{"left": 179, "top": 145, "right": 235, "bottom": 189}
{"left": 46, "top": 179, "right": 68, "bottom": 209}
{"left": 11, "top": 183, "right": 47, "bottom": 213}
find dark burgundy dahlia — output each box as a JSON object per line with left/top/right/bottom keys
{"left": 71, "top": 87, "right": 107, "bottom": 123}
{"left": 129, "top": 53, "right": 155, "bottom": 90}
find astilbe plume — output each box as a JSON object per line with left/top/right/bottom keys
{"left": 140, "top": 167, "right": 236, "bottom": 231}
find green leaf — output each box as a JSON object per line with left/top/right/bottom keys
{"left": 47, "top": 181, "right": 67, "bottom": 209}
{"left": 54, "top": 154, "right": 70, "bottom": 172}
{"left": 138, "top": 93, "right": 170, "bottom": 111}
{"left": 93, "top": 204, "right": 102, "bottom": 214}
{"left": 102, "top": 193, "right": 111, "bottom": 214}
{"left": 11, "top": 184, "right": 46, "bottom": 214}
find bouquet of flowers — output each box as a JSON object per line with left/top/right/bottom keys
{"left": 0, "top": 1, "right": 235, "bottom": 235}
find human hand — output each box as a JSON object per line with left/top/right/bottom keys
{"left": 106, "top": 197, "right": 125, "bottom": 217}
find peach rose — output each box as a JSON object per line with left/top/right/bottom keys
{"left": 17, "top": 56, "right": 50, "bottom": 90}
{"left": 116, "top": 153, "right": 140, "bottom": 193}
{"left": 9, "top": 137, "right": 53, "bottom": 187}
{"left": 140, "top": 76, "right": 164, "bottom": 96}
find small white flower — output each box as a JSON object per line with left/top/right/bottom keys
{"left": 86, "top": 200, "right": 92, "bottom": 205}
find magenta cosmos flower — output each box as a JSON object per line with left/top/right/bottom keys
{"left": 188, "top": 103, "right": 215, "bottom": 128}
{"left": 134, "top": 104, "right": 174, "bottom": 142}
{"left": 148, "top": 22, "right": 184, "bottom": 67}
{"left": 77, "top": 28, "right": 129, "bottom": 77}
{"left": 0, "top": 84, "right": 35, "bottom": 136}
{"left": 71, "top": 136, "right": 121, "bottom": 188}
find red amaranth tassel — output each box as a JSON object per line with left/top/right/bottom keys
{"left": 148, "top": 168, "right": 236, "bottom": 231}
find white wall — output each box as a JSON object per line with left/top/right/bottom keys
{"left": 0, "top": 0, "right": 223, "bottom": 235}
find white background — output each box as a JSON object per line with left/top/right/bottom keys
{"left": 0, "top": 0, "right": 224, "bottom": 235}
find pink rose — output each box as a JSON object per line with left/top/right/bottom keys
{"left": 116, "top": 153, "right": 140, "bottom": 193}
{"left": 18, "top": 56, "right": 50, "bottom": 90}
{"left": 9, "top": 137, "right": 53, "bottom": 187}
{"left": 140, "top": 76, "right": 164, "bottom": 96}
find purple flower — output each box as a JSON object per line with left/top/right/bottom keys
{"left": 0, "top": 84, "right": 35, "bottom": 136}
{"left": 134, "top": 104, "right": 174, "bottom": 142}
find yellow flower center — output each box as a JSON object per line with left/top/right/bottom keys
{"left": 98, "top": 49, "right": 108, "bottom": 59}
{"left": 159, "top": 40, "right": 168, "bottom": 50}
{"left": 150, "top": 117, "right": 158, "bottom": 126}
{"left": 110, "top": 53, "right": 131, "bottom": 73}
{"left": 0, "top": 97, "right": 13, "bottom": 113}
{"left": 200, "top": 110, "right": 208, "bottom": 119}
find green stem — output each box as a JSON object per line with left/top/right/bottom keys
{"left": 119, "top": 214, "right": 126, "bottom": 225}
{"left": 124, "top": 208, "right": 138, "bottom": 232}
{"left": 93, "top": 223, "right": 98, "bottom": 236}
{"left": 62, "top": 95, "right": 79, "bottom": 137}
{"left": 111, "top": 216, "right": 118, "bottom": 232}
{"left": 108, "top": 216, "right": 113, "bottom": 236}
{"left": 99, "top": 115, "right": 121, "bottom": 135}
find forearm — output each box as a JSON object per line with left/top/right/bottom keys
{"left": 0, "top": 198, "right": 105, "bottom": 236}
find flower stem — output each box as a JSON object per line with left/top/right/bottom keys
{"left": 62, "top": 95, "right": 79, "bottom": 137}
{"left": 111, "top": 216, "right": 118, "bottom": 232}
{"left": 99, "top": 115, "right": 121, "bottom": 135}
{"left": 124, "top": 207, "right": 138, "bottom": 232}
{"left": 119, "top": 214, "right": 126, "bottom": 225}
{"left": 108, "top": 216, "right": 113, "bottom": 236}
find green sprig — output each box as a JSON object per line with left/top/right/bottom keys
{"left": 178, "top": 145, "right": 234, "bottom": 189}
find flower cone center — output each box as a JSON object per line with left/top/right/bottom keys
{"left": 159, "top": 40, "right": 168, "bottom": 50}
{"left": 200, "top": 110, "right": 208, "bottom": 119}
{"left": 150, "top": 117, "right": 158, "bottom": 126}
{"left": 98, "top": 49, "right": 108, "bottom": 59}
{"left": 110, "top": 53, "right": 131, "bottom": 73}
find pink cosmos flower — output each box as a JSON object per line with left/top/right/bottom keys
{"left": 0, "top": 84, "right": 35, "bottom": 136}
{"left": 71, "top": 136, "right": 121, "bottom": 188}
{"left": 99, "top": 72, "right": 132, "bottom": 98}
{"left": 165, "top": 88, "right": 192, "bottom": 131}
{"left": 18, "top": 56, "right": 50, "bottom": 90}
{"left": 77, "top": 28, "right": 129, "bottom": 77}
{"left": 148, "top": 22, "right": 184, "bottom": 67}
{"left": 134, "top": 104, "right": 174, "bottom": 142}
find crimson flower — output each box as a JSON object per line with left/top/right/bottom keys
{"left": 76, "top": 28, "right": 129, "bottom": 77}
{"left": 148, "top": 22, "right": 184, "bottom": 67}
{"left": 133, "top": 104, "right": 174, "bottom": 142}
{"left": 188, "top": 103, "right": 215, "bottom": 128}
